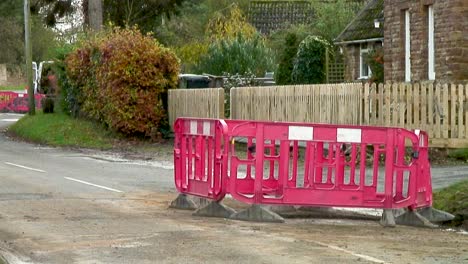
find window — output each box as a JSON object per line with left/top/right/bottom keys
{"left": 359, "top": 43, "right": 371, "bottom": 79}
{"left": 405, "top": 10, "right": 411, "bottom": 82}
{"left": 428, "top": 5, "right": 435, "bottom": 80}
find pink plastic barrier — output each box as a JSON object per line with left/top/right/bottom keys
{"left": 173, "top": 118, "right": 432, "bottom": 210}
{"left": 173, "top": 118, "right": 229, "bottom": 201}
{"left": 0, "top": 92, "right": 45, "bottom": 113}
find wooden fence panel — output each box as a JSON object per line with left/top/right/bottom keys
{"left": 407, "top": 83, "right": 413, "bottom": 127}
{"left": 168, "top": 83, "right": 468, "bottom": 147}
{"left": 230, "top": 83, "right": 362, "bottom": 125}
{"left": 168, "top": 88, "right": 224, "bottom": 127}
{"left": 465, "top": 84, "right": 468, "bottom": 139}
{"left": 427, "top": 83, "right": 434, "bottom": 137}
{"left": 458, "top": 84, "right": 464, "bottom": 139}
{"left": 442, "top": 83, "right": 449, "bottom": 139}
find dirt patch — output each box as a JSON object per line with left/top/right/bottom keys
{"left": 429, "top": 148, "right": 468, "bottom": 166}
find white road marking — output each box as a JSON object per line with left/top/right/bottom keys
{"left": 64, "top": 177, "right": 123, "bottom": 193}
{"left": 314, "top": 241, "right": 388, "bottom": 263}
{"left": 0, "top": 119, "right": 19, "bottom": 122}
{"left": 4, "top": 162, "right": 46, "bottom": 173}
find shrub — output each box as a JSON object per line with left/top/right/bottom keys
{"left": 195, "top": 33, "right": 276, "bottom": 76}
{"left": 366, "top": 49, "right": 384, "bottom": 83}
{"left": 64, "top": 27, "right": 180, "bottom": 137}
{"left": 205, "top": 3, "right": 257, "bottom": 42}
{"left": 268, "top": 24, "right": 314, "bottom": 61}
{"left": 50, "top": 42, "right": 80, "bottom": 116}
{"left": 175, "top": 42, "right": 209, "bottom": 73}
{"left": 275, "top": 32, "right": 300, "bottom": 85}
{"left": 291, "top": 35, "right": 332, "bottom": 84}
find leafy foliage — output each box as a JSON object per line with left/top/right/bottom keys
{"left": 64, "top": 27, "right": 180, "bottom": 137}
{"left": 275, "top": 33, "right": 300, "bottom": 85}
{"left": 174, "top": 43, "right": 209, "bottom": 73}
{"left": 0, "top": 2, "right": 58, "bottom": 69}
{"left": 97, "top": 0, "right": 185, "bottom": 33}
{"left": 310, "top": 0, "right": 362, "bottom": 42}
{"left": 222, "top": 71, "right": 259, "bottom": 118}
{"left": 196, "top": 33, "right": 275, "bottom": 76}
{"left": 0, "top": 17, "right": 24, "bottom": 67}
{"left": 153, "top": 1, "right": 253, "bottom": 72}
{"left": 366, "top": 49, "right": 384, "bottom": 83}
{"left": 292, "top": 36, "right": 332, "bottom": 84}
{"left": 31, "top": 0, "right": 74, "bottom": 27}
{"left": 205, "top": 3, "right": 256, "bottom": 41}
{"left": 50, "top": 42, "right": 81, "bottom": 116}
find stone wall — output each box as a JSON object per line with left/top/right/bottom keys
{"left": 384, "top": 0, "right": 468, "bottom": 82}
{"left": 0, "top": 64, "right": 25, "bottom": 87}
{"left": 0, "top": 64, "right": 7, "bottom": 85}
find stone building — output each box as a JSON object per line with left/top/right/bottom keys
{"left": 384, "top": 0, "right": 468, "bottom": 82}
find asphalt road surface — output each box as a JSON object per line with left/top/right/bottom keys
{"left": 0, "top": 113, "right": 467, "bottom": 264}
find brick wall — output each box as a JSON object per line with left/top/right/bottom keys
{"left": 384, "top": 0, "right": 468, "bottom": 82}
{"left": 343, "top": 42, "right": 382, "bottom": 82}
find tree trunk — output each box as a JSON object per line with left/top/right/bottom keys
{"left": 88, "top": 0, "right": 103, "bottom": 31}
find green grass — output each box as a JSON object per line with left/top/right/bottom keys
{"left": 433, "top": 180, "right": 468, "bottom": 227}
{"left": 9, "top": 112, "right": 119, "bottom": 149}
{"left": 0, "top": 84, "right": 25, "bottom": 91}
{"left": 448, "top": 148, "right": 468, "bottom": 161}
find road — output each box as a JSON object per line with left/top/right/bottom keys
{"left": 0, "top": 113, "right": 467, "bottom": 264}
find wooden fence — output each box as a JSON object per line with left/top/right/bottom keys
{"left": 230, "top": 83, "right": 362, "bottom": 125}
{"left": 168, "top": 88, "right": 224, "bottom": 127}
{"left": 168, "top": 82, "right": 468, "bottom": 148}
{"left": 363, "top": 82, "right": 468, "bottom": 148}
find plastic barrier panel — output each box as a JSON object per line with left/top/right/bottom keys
{"left": 0, "top": 92, "right": 44, "bottom": 113}
{"left": 173, "top": 118, "right": 432, "bottom": 210}
{"left": 225, "top": 120, "right": 432, "bottom": 210}
{"left": 173, "top": 118, "right": 229, "bottom": 201}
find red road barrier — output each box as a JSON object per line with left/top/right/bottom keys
{"left": 174, "top": 118, "right": 432, "bottom": 210}
{"left": 173, "top": 118, "right": 229, "bottom": 201}
{"left": 226, "top": 120, "right": 432, "bottom": 210}
{"left": 0, "top": 92, "right": 45, "bottom": 113}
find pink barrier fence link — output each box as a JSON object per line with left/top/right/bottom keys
{"left": 0, "top": 92, "right": 45, "bottom": 113}
{"left": 173, "top": 118, "right": 433, "bottom": 211}
{"left": 226, "top": 120, "right": 432, "bottom": 210}
{"left": 173, "top": 118, "right": 229, "bottom": 201}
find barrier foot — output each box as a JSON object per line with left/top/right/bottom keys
{"left": 417, "top": 207, "right": 455, "bottom": 223}
{"left": 269, "top": 205, "right": 297, "bottom": 215}
{"left": 230, "top": 204, "right": 285, "bottom": 223}
{"left": 191, "top": 196, "right": 211, "bottom": 208}
{"left": 380, "top": 209, "right": 396, "bottom": 228}
{"left": 395, "top": 209, "right": 438, "bottom": 228}
{"left": 193, "top": 201, "right": 236, "bottom": 218}
{"left": 169, "top": 194, "right": 197, "bottom": 210}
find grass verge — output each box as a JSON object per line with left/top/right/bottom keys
{"left": 8, "top": 112, "right": 119, "bottom": 149}
{"left": 0, "top": 85, "right": 25, "bottom": 91}
{"left": 433, "top": 180, "right": 468, "bottom": 228}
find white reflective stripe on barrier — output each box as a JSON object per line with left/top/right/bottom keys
{"left": 203, "top": 121, "right": 211, "bottom": 136}
{"left": 288, "top": 126, "right": 314, "bottom": 141}
{"left": 190, "top": 120, "right": 197, "bottom": 135}
{"left": 337, "top": 128, "right": 362, "bottom": 143}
